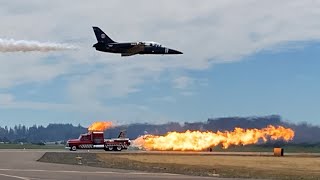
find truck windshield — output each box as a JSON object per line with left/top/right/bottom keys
{"left": 78, "top": 135, "right": 89, "bottom": 141}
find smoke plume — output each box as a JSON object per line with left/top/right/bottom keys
{"left": 0, "top": 38, "right": 77, "bottom": 52}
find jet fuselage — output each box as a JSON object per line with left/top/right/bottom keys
{"left": 92, "top": 27, "right": 182, "bottom": 57}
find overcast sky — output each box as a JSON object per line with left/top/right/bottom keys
{"left": 0, "top": 0, "right": 320, "bottom": 127}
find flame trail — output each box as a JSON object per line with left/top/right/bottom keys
{"left": 133, "top": 125, "right": 295, "bottom": 151}
{"left": 0, "top": 38, "right": 77, "bottom": 52}
{"left": 88, "top": 122, "right": 113, "bottom": 132}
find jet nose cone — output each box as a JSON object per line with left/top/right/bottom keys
{"left": 168, "top": 49, "right": 183, "bottom": 54}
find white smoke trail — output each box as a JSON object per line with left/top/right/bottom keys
{"left": 0, "top": 38, "right": 77, "bottom": 52}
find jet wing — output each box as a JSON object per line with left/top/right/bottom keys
{"left": 121, "top": 44, "right": 145, "bottom": 57}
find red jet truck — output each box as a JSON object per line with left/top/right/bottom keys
{"left": 66, "top": 131, "right": 130, "bottom": 151}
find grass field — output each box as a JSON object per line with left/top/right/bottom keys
{"left": 0, "top": 144, "right": 65, "bottom": 149}
{"left": 39, "top": 152, "right": 320, "bottom": 179}
{"left": 97, "top": 153, "right": 320, "bottom": 179}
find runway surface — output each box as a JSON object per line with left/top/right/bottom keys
{"left": 0, "top": 149, "right": 248, "bottom": 180}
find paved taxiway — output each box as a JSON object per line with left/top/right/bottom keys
{"left": 0, "top": 150, "right": 249, "bottom": 180}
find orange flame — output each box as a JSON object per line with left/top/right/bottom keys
{"left": 133, "top": 125, "right": 295, "bottom": 151}
{"left": 88, "top": 122, "right": 113, "bottom": 132}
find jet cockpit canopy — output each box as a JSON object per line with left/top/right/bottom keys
{"left": 139, "top": 41, "right": 162, "bottom": 47}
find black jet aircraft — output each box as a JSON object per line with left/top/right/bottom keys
{"left": 92, "top": 26, "right": 183, "bottom": 57}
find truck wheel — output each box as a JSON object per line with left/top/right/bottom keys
{"left": 108, "top": 146, "right": 113, "bottom": 151}
{"left": 115, "top": 146, "right": 122, "bottom": 151}
{"left": 71, "top": 146, "right": 77, "bottom": 151}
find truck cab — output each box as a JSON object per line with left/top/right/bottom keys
{"left": 66, "top": 131, "right": 130, "bottom": 151}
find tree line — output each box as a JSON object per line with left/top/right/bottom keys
{"left": 0, "top": 124, "right": 86, "bottom": 143}
{"left": 0, "top": 115, "right": 319, "bottom": 144}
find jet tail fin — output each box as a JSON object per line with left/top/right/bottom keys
{"left": 92, "top": 26, "right": 115, "bottom": 44}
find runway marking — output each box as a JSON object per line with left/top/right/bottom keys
{"left": 0, "top": 173, "right": 30, "bottom": 180}
{"left": 0, "top": 169, "right": 178, "bottom": 176}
